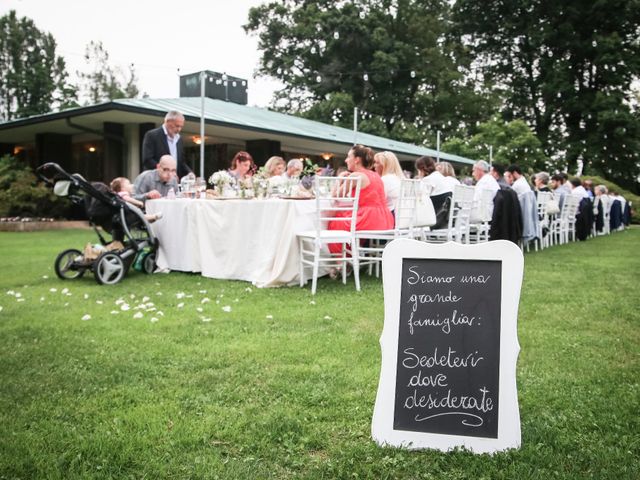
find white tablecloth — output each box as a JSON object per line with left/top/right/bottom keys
{"left": 146, "top": 198, "right": 317, "bottom": 287}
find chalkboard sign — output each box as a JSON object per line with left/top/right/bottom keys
{"left": 372, "top": 239, "right": 523, "bottom": 454}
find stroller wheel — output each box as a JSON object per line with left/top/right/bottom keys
{"left": 54, "top": 249, "right": 86, "bottom": 280}
{"left": 143, "top": 252, "right": 156, "bottom": 274}
{"left": 94, "top": 252, "right": 126, "bottom": 285}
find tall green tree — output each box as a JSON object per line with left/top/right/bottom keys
{"left": 453, "top": 0, "right": 640, "bottom": 190}
{"left": 0, "top": 10, "right": 77, "bottom": 121}
{"left": 245, "top": 0, "right": 498, "bottom": 145}
{"left": 77, "top": 41, "right": 141, "bottom": 104}
{"left": 443, "top": 118, "right": 548, "bottom": 171}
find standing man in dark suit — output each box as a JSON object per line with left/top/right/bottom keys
{"left": 142, "top": 110, "right": 192, "bottom": 179}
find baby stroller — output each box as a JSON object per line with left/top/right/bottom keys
{"left": 37, "top": 162, "right": 159, "bottom": 285}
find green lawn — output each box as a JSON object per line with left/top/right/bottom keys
{"left": 0, "top": 228, "right": 638, "bottom": 479}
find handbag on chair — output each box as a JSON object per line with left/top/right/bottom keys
{"left": 414, "top": 194, "right": 436, "bottom": 228}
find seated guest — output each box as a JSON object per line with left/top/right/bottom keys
{"left": 470, "top": 160, "right": 501, "bottom": 223}
{"left": 472, "top": 160, "right": 500, "bottom": 198}
{"left": 373, "top": 151, "right": 404, "bottom": 212}
{"left": 533, "top": 171, "right": 551, "bottom": 193}
{"left": 593, "top": 185, "right": 609, "bottom": 234}
{"left": 283, "top": 158, "right": 303, "bottom": 179}
{"left": 506, "top": 164, "right": 532, "bottom": 195}
{"left": 436, "top": 161, "right": 461, "bottom": 189}
{"left": 569, "top": 177, "right": 589, "bottom": 198}
{"left": 550, "top": 173, "right": 572, "bottom": 207}
{"left": 583, "top": 179, "right": 595, "bottom": 198}
{"left": 328, "top": 145, "right": 394, "bottom": 254}
{"left": 490, "top": 163, "right": 510, "bottom": 188}
{"left": 415, "top": 156, "right": 452, "bottom": 214}
{"left": 229, "top": 151, "right": 255, "bottom": 181}
{"left": 264, "top": 156, "right": 286, "bottom": 177}
{"left": 133, "top": 154, "right": 179, "bottom": 200}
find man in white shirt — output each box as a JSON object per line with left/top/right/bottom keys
{"left": 472, "top": 160, "right": 500, "bottom": 199}
{"left": 506, "top": 164, "right": 532, "bottom": 195}
{"left": 472, "top": 160, "right": 500, "bottom": 222}
{"left": 569, "top": 178, "right": 589, "bottom": 198}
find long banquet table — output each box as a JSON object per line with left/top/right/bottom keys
{"left": 146, "top": 197, "right": 318, "bottom": 288}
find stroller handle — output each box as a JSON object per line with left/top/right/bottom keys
{"left": 36, "top": 162, "right": 79, "bottom": 187}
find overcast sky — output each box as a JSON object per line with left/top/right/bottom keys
{"left": 4, "top": 0, "right": 281, "bottom": 107}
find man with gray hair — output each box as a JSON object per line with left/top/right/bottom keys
{"left": 142, "top": 110, "right": 192, "bottom": 178}
{"left": 472, "top": 160, "right": 499, "bottom": 199}
{"left": 283, "top": 158, "right": 304, "bottom": 179}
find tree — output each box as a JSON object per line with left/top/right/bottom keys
{"left": 245, "top": 0, "right": 498, "bottom": 145}
{"left": 76, "top": 41, "right": 141, "bottom": 104}
{"left": 443, "top": 118, "right": 548, "bottom": 171}
{"left": 0, "top": 10, "right": 77, "bottom": 121}
{"left": 453, "top": 0, "right": 640, "bottom": 191}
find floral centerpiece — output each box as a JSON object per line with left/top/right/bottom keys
{"left": 208, "top": 170, "right": 235, "bottom": 196}
{"left": 252, "top": 167, "right": 270, "bottom": 198}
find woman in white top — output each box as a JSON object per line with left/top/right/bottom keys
{"left": 416, "top": 156, "right": 453, "bottom": 227}
{"left": 373, "top": 151, "right": 405, "bottom": 212}
{"left": 436, "top": 161, "right": 461, "bottom": 190}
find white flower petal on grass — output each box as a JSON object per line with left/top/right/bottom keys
{"left": 156, "top": 292, "right": 163, "bottom": 296}
{"left": 130, "top": 294, "right": 136, "bottom": 299}
{"left": 245, "top": 287, "right": 252, "bottom": 293}
{"left": 266, "top": 314, "right": 273, "bottom": 319}
{"left": 115, "top": 298, "right": 124, "bottom": 305}
{"left": 96, "top": 300, "right": 103, "bottom": 305}
{"left": 40, "top": 297, "right": 45, "bottom": 302}
{"left": 49, "top": 288, "right": 57, "bottom": 293}
{"left": 81, "top": 314, "right": 91, "bottom": 321}
{"left": 17, "top": 298, "right": 25, "bottom": 302}
{"left": 61, "top": 288, "right": 68, "bottom": 295}
{"left": 133, "top": 312, "right": 143, "bottom": 319}
{"left": 176, "top": 292, "right": 186, "bottom": 299}
{"left": 201, "top": 317, "right": 212, "bottom": 322}
{"left": 146, "top": 302, "right": 154, "bottom": 307}
{"left": 0, "top": 306, "right": 3, "bottom": 312}
{"left": 6, "top": 290, "right": 15, "bottom": 295}
{"left": 157, "top": 311, "right": 164, "bottom": 316}
{"left": 146, "top": 307, "right": 157, "bottom": 312}
{"left": 323, "top": 315, "right": 332, "bottom": 320}
{"left": 234, "top": 298, "right": 239, "bottom": 303}
{"left": 309, "top": 300, "right": 316, "bottom": 305}
{"left": 199, "top": 290, "right": 207, "bottom": 294}
{"left": 150, "top": 317, "right": 159, "bottom": 323}
{"left": 222, "top": 306, "right": 232, "bottom": 313}
{"left": 15, "top": 292, "right": 22, "bottom": 298}
{"left": 110, "top": 310, "right": 119, "bottom": 315}
{"left": 215, "top": 300, "right": 220, "bottom": 304}
{"left": 196, "top": 307, "right": 203, "bottom": 313}
{"left": 186, "top": 294, "right": 193, "bottom": 298}
{"left": 201, "top": 298, "right": 210, "bottom": 304}
{"left": 120, "top": 304, "right": 130, "bottom": 311}
{"left": 42, "top": 275, "right": 48, "bottom": 279}
{"left": 83, "top": 294, "right": 89, "bottom": 300}
{"left": 64, "top": 302, "right": 69, "bottom": 307}
{"left": 142, "top": 296, "right": 150, "bottom": 303}
{"left": 177, "top": 302, "right": 184, "bottom": 309}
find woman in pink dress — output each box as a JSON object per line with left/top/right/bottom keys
{"left": 328, "top": 145, "right": 394, "bottom": 253}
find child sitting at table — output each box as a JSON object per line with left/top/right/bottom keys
{"left": 110, "top": 177, "right": 162, "bottom": 222}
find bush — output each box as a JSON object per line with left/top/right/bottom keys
{"left": 0, "top": 155, "right": 70, "bottom": 218}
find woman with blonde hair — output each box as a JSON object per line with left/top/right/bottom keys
{"left": 264, "top": 156, "right": 286, "bottom": 177}
{"left": 435, "top": 161, "right": 460, "bottom": 189}
{"left": 373, "top": 151, "right": 405, "bottom": 212}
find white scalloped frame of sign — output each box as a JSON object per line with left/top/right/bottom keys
{"left": 371, "top": 239, "right": 523, "bottom": 454}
